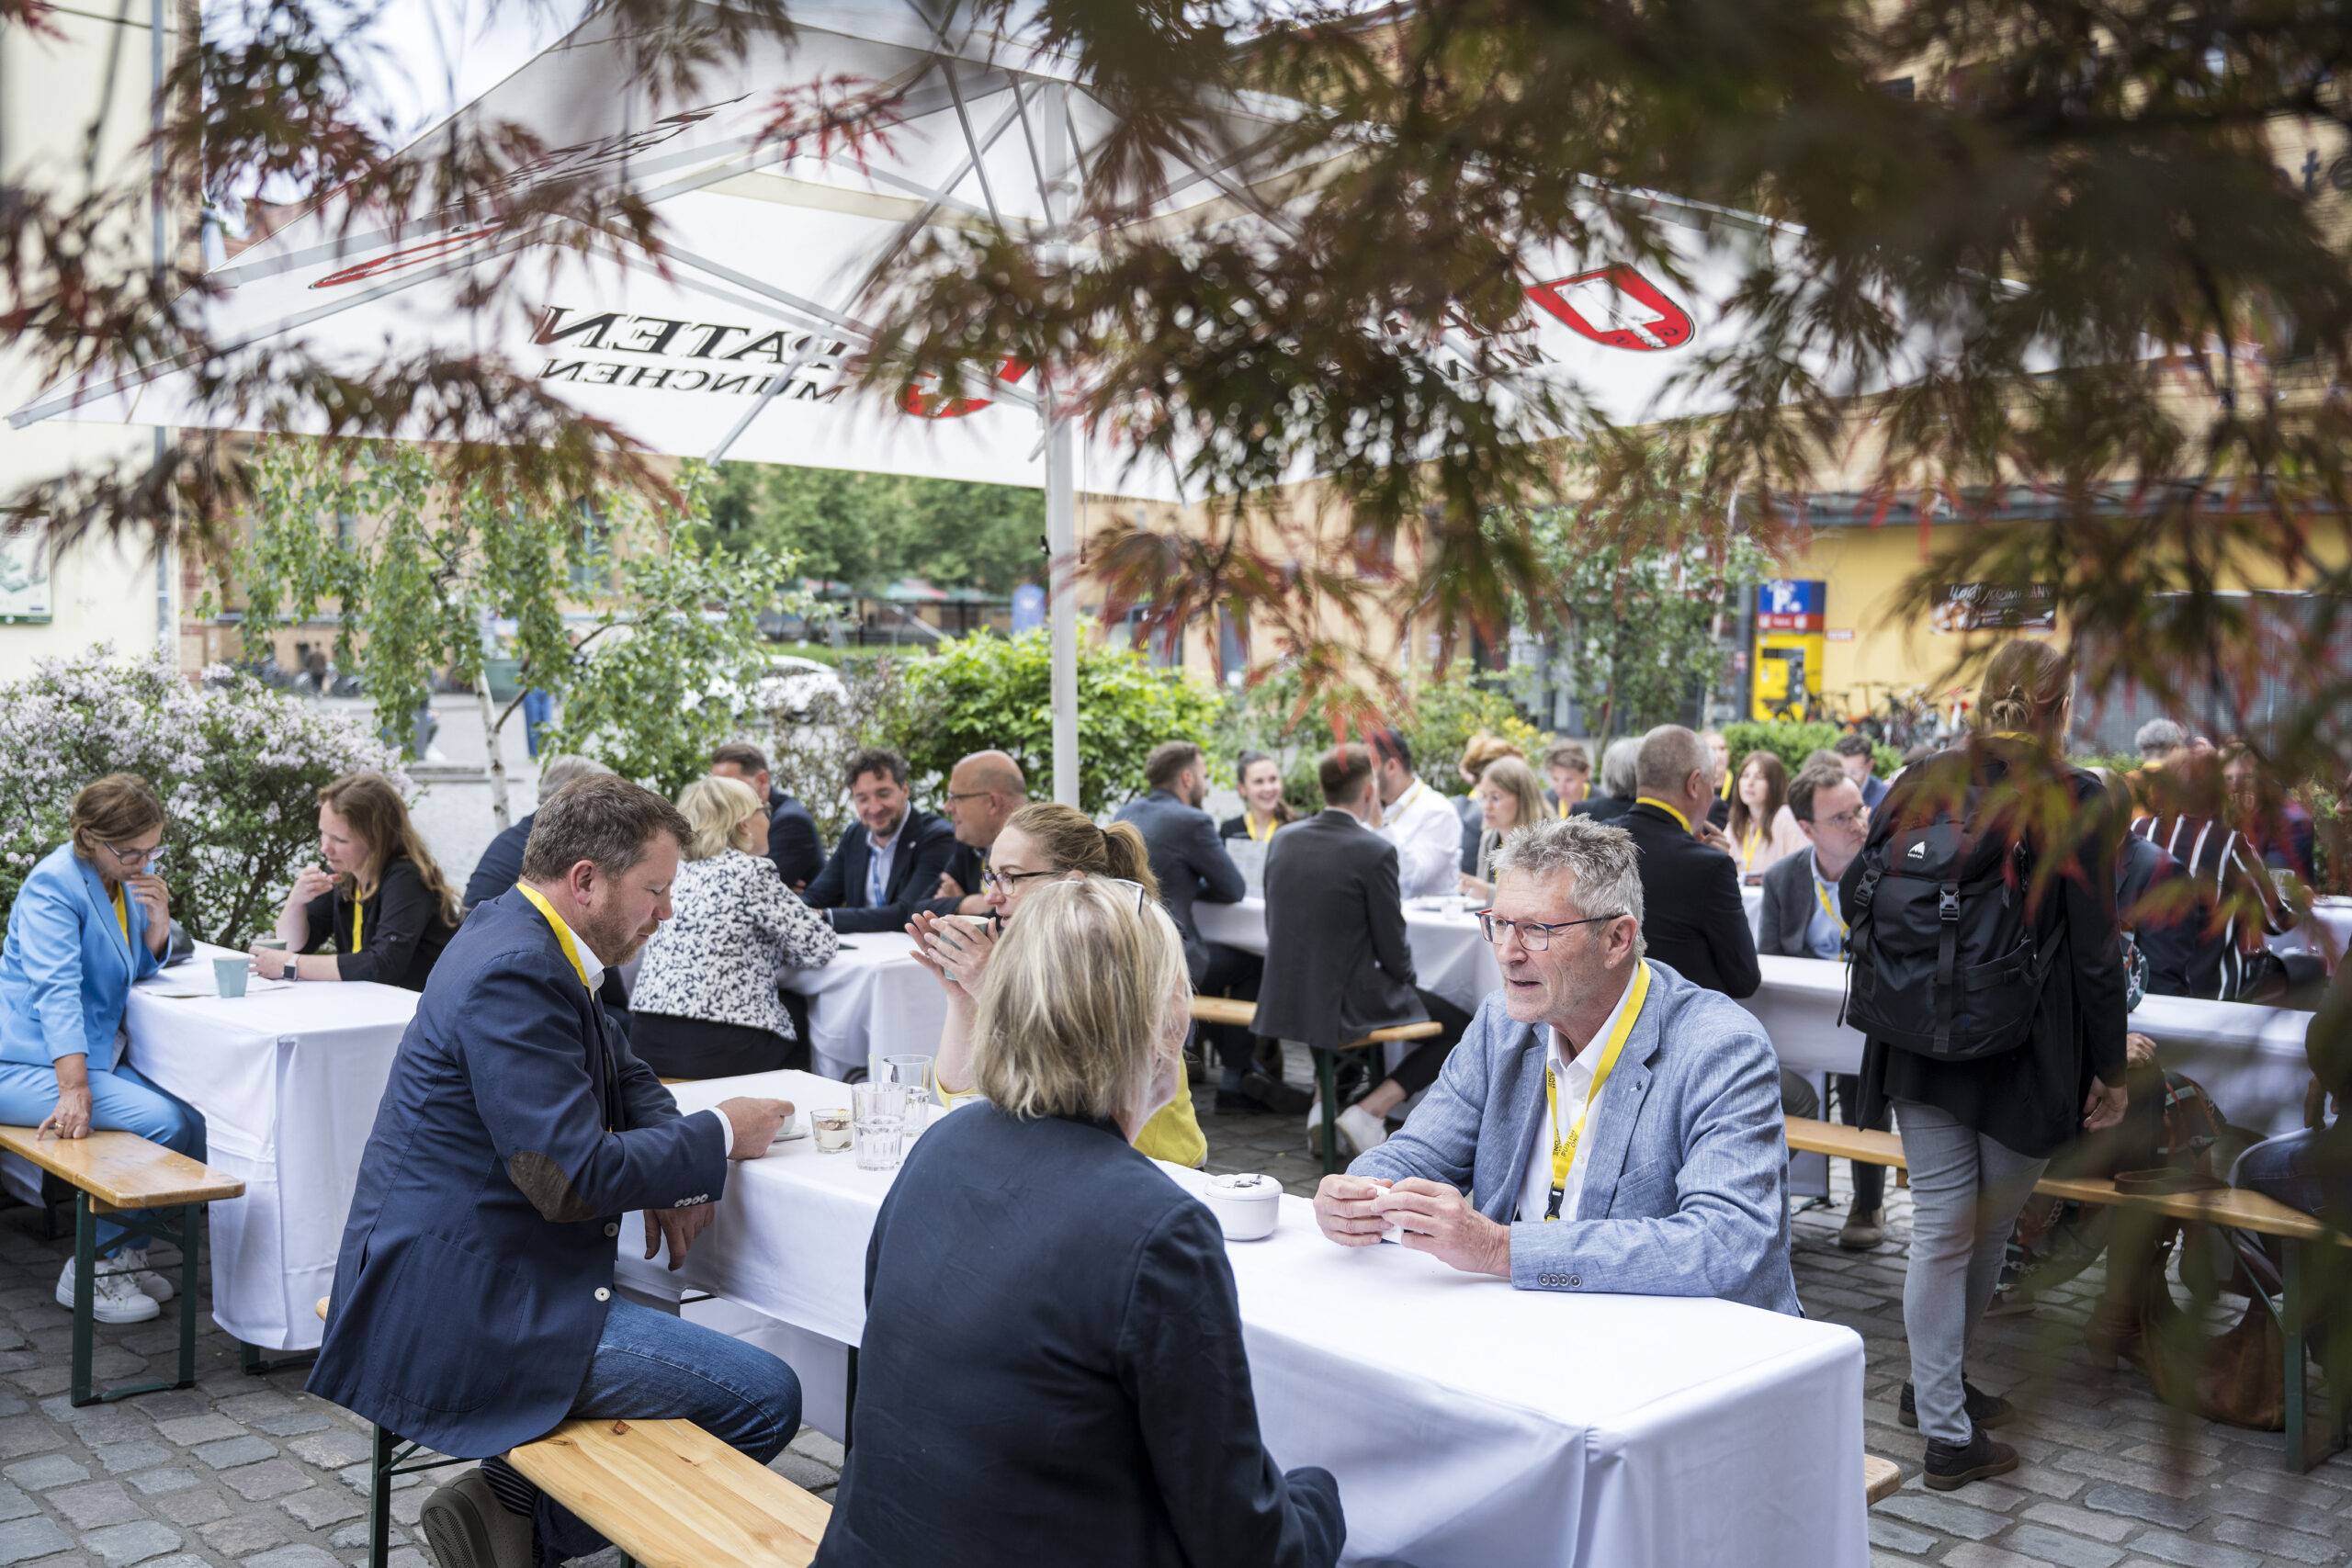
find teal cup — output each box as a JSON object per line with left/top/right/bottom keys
{"left": 213, "top": 956, "right": 251, "bottom": 999}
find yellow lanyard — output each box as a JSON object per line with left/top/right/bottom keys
{"left": 1396, "top": 780, "right": 1426, "bottom": 818}
{"left": 1247, "top": 811, "right": 1277, "bottom": 844}
{"left": 111, "top": 885, "right": 130, "bottom": 948}
{"left": 1813, "top": 864, "right": 1849, "bottom": 940}
{"left": 1740, "top": 827, "right": 1762, "bottom": 870}
{"left": 1542, "top": 961, "right": 1652, "bottom": 1221}
{"left": 515, "top": 884, "right": 592, "bottom": 989}
{"left": 1556, "top": 797, "right": 1570, "bottom": 818}
{"left": 350, "top": 897, "right": 364, "bottom": 953}
{"left": 1634, "top": 796, "right": 1692, "bottom": 834}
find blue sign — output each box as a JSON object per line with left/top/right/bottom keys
{"left": 1756, "top": 579, "right": 1826, "bottom": 631}
{"left": 1011, "top": 582, "right": 1046, "bottom": 634}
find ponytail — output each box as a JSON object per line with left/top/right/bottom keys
{"left": 1002, "top": 803, "right": 1163, "bottom": 906}
{"left": 1098, "top": 820, "right": 1162, "bottom": 904}
{"left": 1975, "top": 640, "right": 2070, "bottom": 739}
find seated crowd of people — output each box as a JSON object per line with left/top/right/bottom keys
{"left": 0, "top": 647, "right": 2341, "bottom": 1565}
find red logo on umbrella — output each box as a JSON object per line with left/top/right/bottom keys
{"left": 901, "top": 357, "right": 1032, "bottom": 420}
{"left": 1524, "top": 267, "right": 1692, "bottom": 352}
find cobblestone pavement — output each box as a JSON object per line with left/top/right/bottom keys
{"left": 0, "top": 1077, "right": 2341, "bottom": 1567}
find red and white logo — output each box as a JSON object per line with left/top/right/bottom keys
{"left": 311, "top": 226, "right": 503, "bottom": 290}
{"left": 1524, "top": 267, "right": 1693, "bottom": 352}
{"left": 900, "top": 356, "right": 1032, "bottom": 420}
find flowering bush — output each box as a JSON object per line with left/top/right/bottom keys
{"left": 0, "top": 647, "right": 408, "bottom": 945}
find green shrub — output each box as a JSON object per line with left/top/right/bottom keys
{"left": 1720, "top": 721, "right": 1900, "bottom": 782}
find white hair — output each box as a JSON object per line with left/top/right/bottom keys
{"left": 1490, "top": 817, "right": 1646, "bottom": 960}
{"left": 1599, "top": 737, "right": 1642, "bottom": 799}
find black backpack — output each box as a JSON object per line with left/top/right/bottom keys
{"left": 1841, "top": 773, "right": 2062, "bottom": 1062}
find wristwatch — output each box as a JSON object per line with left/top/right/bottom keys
{"left": 281, "top": 956, "right": 300, "bottom": 982}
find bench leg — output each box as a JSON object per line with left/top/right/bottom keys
{"left": 175, "top": 1204, "right": 198, "bottom": 1391}
{"left": 69, "top": 1194, "right": 96, "bottom": 1407}
{"left": 369, "top": 1424, "right": 394, "bottom": 1568}
{"left": 1314, "top": 1051, "right": 1340, "bottom": 1178}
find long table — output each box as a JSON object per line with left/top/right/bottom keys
{"left": 624, "top": 1071, "right": 1870, "bottom": 1568}
{"left": 127, "top": 947, "right": 415, "bottom": 1353}
{"left": 1738, "top": 954, "right": 2314, "bottom": 1135}
{"left": 781, "top": 933, "right": 950, "bottom": 1080}
{"left": 1194, "top": 896, "right": 1498, "bottom": 1016}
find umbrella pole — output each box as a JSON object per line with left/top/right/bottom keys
{"left": 1042, "top": 85, "right": 1080, "bottom": 808}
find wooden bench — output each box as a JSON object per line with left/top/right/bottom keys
{"left": 1863, "top": 1453, "right": 1901, "bottom": 1506}
{"left": 1782, "top": 1115, "right": 2351, "bottom": 1471}
{"left": 1187, "top": 998, "right": 1442, "bottom": 1174}
{"left": 0, "top": 1125, "right": 242, "bottom": 1407}
{"left": 509, "top": 1417, "right": 831, "bottom": 1568}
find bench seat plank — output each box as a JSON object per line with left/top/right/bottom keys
{"left": 1187, "top": 996, "right": 1257, "bottom": 1029}
{"left": 507, "top": 1417, "right": 829, "bottom": 1568}
{"left": 0, "top": 1126, "right": 243, "bottom": 1213}
{"left": 1863, "top": 1454, "right": 1902, "bottom": 1506}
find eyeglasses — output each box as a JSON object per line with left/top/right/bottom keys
{"left": 942, "top": 789, "right": 997, "bottom": 804}
{"left": 979, "top": 864, "right": 1060, "bottom": 893}
{"left": 1101, "top": 876, "right": 1152, "bottom": 916}
{"left": 1475, "top": 909, "right": 1624, "bottom": 952}
{"left": 105, "top": 838, "right": 164, "bottom": 868}
{"left": 1815, "top": 807, "right": 1869, "bottom": 830}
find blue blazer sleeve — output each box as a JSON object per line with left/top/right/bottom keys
{"left": 461, "top": 955, "right": 728, "bottom": 1220}
{"left": 15, "top": 872, "right": 97, "bottom": 1064}
{"left": 1190, "top": 814, "right": 1247, "bottom": 905}
{"left": 1119, "top": 1201, "right": 1344, "bottom": 1568}
{"left": 768, "top": 803, "right": 825, "bottom": 890}
{"left": 800, "top": 831, "right": 854, "bottom": 912}
{"left": 829, "top": 817, "right": 957, "bottom": 934}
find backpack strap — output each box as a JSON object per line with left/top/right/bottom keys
{"left": 1934, "top": 881, "right": 1961, "bottom": 1055}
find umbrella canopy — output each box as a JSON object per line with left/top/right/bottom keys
{"left": 13, "top": 0, "right": 1853, "bottom": 798}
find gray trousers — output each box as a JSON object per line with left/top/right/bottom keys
{"left": 1894, "top": 1100, "right": 2049, "bottom": 1444}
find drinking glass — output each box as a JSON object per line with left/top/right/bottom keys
{"left": 881, "top": 1054, "right": 935, "bottom": 1132}
{"left": 851, "top": 1081, "right": 908, "bottom": 1171}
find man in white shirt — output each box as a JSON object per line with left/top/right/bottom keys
{"left": 1307, "top": 815, "right": 1800, "bottom": 1313}
{"left": 1367, "top": 728, "right": 1466, "bottom": 898}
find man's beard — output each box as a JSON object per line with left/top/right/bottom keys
{"left": 577, "top": 908, "right": 649, "bottom": 966}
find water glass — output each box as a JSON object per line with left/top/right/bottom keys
{"left": 852, "top": 1081, "right": 908, "bottom": 1171}
{"left": 212, "top": 957, "right": 250, "bottom": 998}
{"left": 881, "top": 1054, "right": 935, "bottom": 1132}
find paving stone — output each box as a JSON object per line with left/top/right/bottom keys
{"left": 212, "top": 1394, "right": 299, "bottom": 1425}
{"left": 275, "top": 1486, "right": 363, "bottom": 1529}
{"left": 0, "top": 1455, "right": 85, "bottom": 1493}
{"left": 1999, "top": 1524, "right": 2125, "bottom": 1568}
{"left": 244, "top": 1410, "right": 330, "bottom": 1438}
{"left": 0, "top": 1519, "right": 70, "bottom": 1566}
{"left": 2210, "top": 1516, "right": 2342, "bottom": 1564}
{"left": 2019, "top": 1503, "right": 2136, "bottom": 1544}
{"left": 1878, "top": 1492, "right": 2009, "bottom": 1541}
{"left": 190, "top": 1437, "right": 275, "bottom": 1472}
{"left": 85, "top": 1444, "right": 167, "bottom": 1478}
{"left": 1869, "top": 1517, "right": 1938, "bottom": 1555}
{"left": 1942, "top": 1544, "right": 2058, "bottom": 1568}
{"left": 2077, "top": 1483, "right": 2211, "bottom": 1532}
{"left": 149, "top": 1417, "right": 238, "bottom": 1449}
{"left": 80, "top": 1520, "right": 181, "bottom": 1566}
{"left": 772, "top": 1450, "right": 835, "bottom": 1492}
{"left": 0, "top": 1484, "right": 33, "bottom": 1524}
{"left": 2050, "top": 1452, "right": 2208, "bottom": 1500}
{"left": 284, "top": 1432, "right": 369, "bottom": 1472}
{"left": 2119, "top": 1530, "right": 2261, "bottom": 1568}
{"left": 196, "top": 1511, "right": 286, "bottom": 1557}
{"left": 786, "top": 1427, "right": 843, "bottom": 1469}
{"left": 147, "top": 1488, "right": 229, "bottom": 1528}
{"left": 390, "top": 1486, "right": 426, "bottom": 1528}
{"left": 0, "top": 1426, "right": 55, "bottom": 1465}
{"left": 239, "top": 1548, "right": 338, "bottom": 1568}
{"left": 219, "top": 1461, "right": 310, "bottom": 1503}
{"left": 385, "top": 1550, "right": 430, "bottom": 1568}
{"left": 119, "top": 1470, "right": 192, "bottom": 1499}
{"left": 134, "top": 1558, "right": 208, "bottom": 1568}
{"left": 48, "top": 1480, "right": 141, "bottom": 1529}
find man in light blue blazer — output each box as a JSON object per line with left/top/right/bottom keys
{"left": 1314, "top": 815, "right": 1802, "bottom": 1315}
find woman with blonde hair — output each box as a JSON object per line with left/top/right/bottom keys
{"left": 1853, "top": 638, "right": 2129, "bottom": 1492}
{"left": 1458, "top": 755, "right": 1546, "bottom": 902}
{"left": 906, "top": 801, "right": 1208, "bottom": 1166}
{"left": 825, "top": 880, "right": 1343, "bottom": 1568}
{"left": 250, "top": 772, "right": 459, "bottom": 992}
{"left": 0, "top": 774, "right": 205, "bottom": 1323}
{"left": 629, "top": 774, "right": 838, "bottom": 1078}
{"left": 1725, "top": 750, "right": 1807, "bottom": 881}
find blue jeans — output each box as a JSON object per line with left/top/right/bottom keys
{"left": 2232, "top": 1126, "right": 2346, "bottom": 1221}
{"left": 0, "top": 1061, "right": 206, "bottom": 1257}
{"left": 496, "top": 1297, "right": 801, "bottom": 1565}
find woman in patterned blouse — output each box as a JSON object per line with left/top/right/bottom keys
{"left": 630, "top": 775, "right": 839, "bottom": 1078}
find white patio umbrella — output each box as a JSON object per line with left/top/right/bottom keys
{"left": 12, "top": 0, "right": 1841, "bottom": 803}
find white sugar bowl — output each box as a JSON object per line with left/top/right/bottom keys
{"left": 1202, "top": 1173, "right": 1282, "bottom": 1241}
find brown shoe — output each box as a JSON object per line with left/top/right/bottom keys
{"left": 1837, "top": 1206, "right": 1884, "bottom": 1251}
{"left": 419, "top": 1470, "right": 534, "bottom": 1568}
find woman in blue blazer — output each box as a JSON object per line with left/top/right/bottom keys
{"left": 0, "top": 774, "right": 206, "bottom": 1325}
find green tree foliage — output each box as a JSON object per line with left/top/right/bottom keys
{"left": 1216, "top": 661, "right": 1545, "bottom": 801}
{"left": 708, "top": 461, "right": 1043, "bottom": 595}
{"left": 888, "top": 630, "right": 1220, "bottom": 818}
{"left": 1720, "top": 722, "right": 1899, "bottom": 784}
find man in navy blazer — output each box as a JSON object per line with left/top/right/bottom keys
{"left": 1312, "top": 815, "right": 1801, "bottom": 1315}
{"left": 801, "top": 748, "right": 958, "bottom": 933}
{"left": 311, "top": 775, "right": 800, "bottom": 1568}
{"left": 709, "top": 740, "right": 825, "bottom": 891}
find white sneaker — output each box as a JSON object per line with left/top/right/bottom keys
{"left": 1305, "top": 1101, "right": 1325, "bottom": 1160}
{"left": 54, "top": 1259, "right": 161, "bottom": 1325}
{"left": 114, "top": 1246, "right": 175, "bottom": 1303}
{"left": 1337, "top": 1105, "right": 1390, "bottom": 1157}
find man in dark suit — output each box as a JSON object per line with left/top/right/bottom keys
{"left": 1832, "top": 734, "right": 1891, "bottom": 811}
{"left": 311, "top": 776, "right": 799, "bottom": 1568}
{"left": 1618, "top": 725, "right": 1759, "bottom": 999}
{"left": 1114, "top": 742, "right": 1301, "bottom": 1112}
{"left": 802, "top": 748, "right": 959, "bottom": 934}
{"left": 462, "top": 755, "right": 611, "bottom": 912}
{"left": 710, "top": 740, "right": 824, "bottom": 890}
{"left": 1758, "top": 762, "right": 1891, "bottom": 1248}
{"left": 1255, "top": 745, "right": 1472, "bottom": 1159}
{"left": 918, "top": 750, "right": 1027, "bottom": 919}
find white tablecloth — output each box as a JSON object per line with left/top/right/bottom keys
{"left": 1737, "top": 954, "right": 2315, "bottom": 1135}
{"left": 781, "top": 933, "right": 950, "bottom": 1080}
{"left": 1194, "top": 897, "right": 1500, "bottom": 1017}
{"left": 126, "top": 946, "right": 415, "bottom": 1352}
{"left": 628, "top": 1072, "right": 1869, "bottom": 1568}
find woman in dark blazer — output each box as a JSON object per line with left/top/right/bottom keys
{"left": 1851, "top": 641, "right": 2128, "bottom": 1493}
{"left": 818, "top": 879, "right": 1342, "bottom": 1568}
{"left": 248, "top": 772, "right": 458, "bottom": 992}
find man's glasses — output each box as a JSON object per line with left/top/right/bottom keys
{"left": 106, "top": 839, "right": 164, "bottom": 869}
{"left": 1815, "top": 807, "right": 1869, "bottom": 830}
{"left": 1475, "top": 910, "right": 1623, "bottom": 952}
{"left": 942, "top": 789, "right": 997, "bottom": 804}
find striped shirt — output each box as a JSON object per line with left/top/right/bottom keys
{"left": 2129, "top": 813, "right": 2293, "bottom": 1001}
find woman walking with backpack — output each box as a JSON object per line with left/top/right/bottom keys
{"left": 1843, "top": 639, "right": 2130, "bottom": 1491}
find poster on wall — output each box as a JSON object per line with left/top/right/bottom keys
{"left": 0, "top": 523, "right": 51, "bottom": 624}
{"left": 1933, "top": 582, "right": 2056, "bottom": 632}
